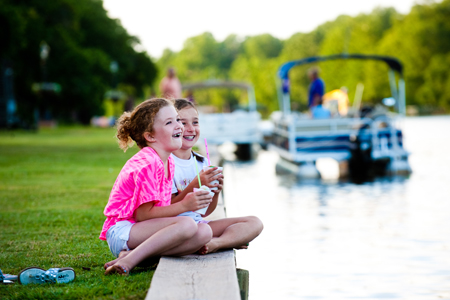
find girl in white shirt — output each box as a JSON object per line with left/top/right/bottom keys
{"left": 171, "top": 99, "right": 263, "bottom": 254}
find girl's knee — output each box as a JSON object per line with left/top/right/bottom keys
{"left": 197, "top": 223, "right": 213, "bottom": 244}
{"left": 176, "top": 216, "right": 199, "bottom": 238}
{"left": 247, "top": 216, "right": 264, "bottom": 233}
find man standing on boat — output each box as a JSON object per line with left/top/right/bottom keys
{"left": 307, "top": 67, "right": 325, "bottom": 109}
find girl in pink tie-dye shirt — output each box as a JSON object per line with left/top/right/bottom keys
{"left": 100, "top": 98, "right": 213, "bottom": 275}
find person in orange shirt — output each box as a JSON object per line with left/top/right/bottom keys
{"left": 323, "top": 87, "right": 349, "bottom": 117}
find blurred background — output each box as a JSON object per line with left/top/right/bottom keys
{"left": 1, "top": 0, "right": 449, "bottom": 128}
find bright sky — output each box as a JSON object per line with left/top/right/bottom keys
{"left": 103, "top": 0, "right": 420, "bottom": 59}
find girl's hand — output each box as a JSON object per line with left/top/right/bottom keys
{"left": 181, "top": 190, "right": 213, "bottom": 212}
{"left": 200, "top": 167, "right": 223, "bottom": 190}
{"left": 213, "top": 177, "right": 224, "bottom": 194}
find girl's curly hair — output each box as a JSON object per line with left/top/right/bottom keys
{"left": 116, "top": 98, "right": 174, "bottom": 152}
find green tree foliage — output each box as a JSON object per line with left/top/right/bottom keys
{"left": 157, "top": 1, "right": 449, "bottom": 117}
{"left": 229, "top": 34, "right": 283, "bottom": 114}
{"left": 280, "top": 29, "right": 329, "bottom": 110}
{"left": 318, "top": 9, "right": 400, "bottom": 104}
{"left": 379, "top": 0, "right": 450, "bottom": 111}
{"left": 157, "top": 33, "right": 247, "bottom": 111}
{"left": 0, "top": 0, "right": 157, "bottom": 125}
{"left": 416, "top": 53, "right": 450, "bottom": 110}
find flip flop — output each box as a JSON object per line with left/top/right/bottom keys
{"left": 0, "top": 269, "right": 17, "bottom": 284}
{"left": 18, "top": 267, "right": 76, "bottom": 285}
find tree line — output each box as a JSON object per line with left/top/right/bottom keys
{"left": 0, "top": 0, "right": 157, "bottom": 127}
{"left": 157, "top": 0, "right": 450, "bottom": 117}
{"left": 1, "top": 0, "right": 448, "bottom": 127}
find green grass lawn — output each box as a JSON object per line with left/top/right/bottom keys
{"left": 0, "top": 126, "right": 156, "bottom": 300}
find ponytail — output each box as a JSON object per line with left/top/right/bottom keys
{"left": 192, "top": 151, "right": 205, "bottom": 163}
{"left": 116, "top": 112, "right": 134, "bottom": 152}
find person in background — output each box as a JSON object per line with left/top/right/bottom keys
{"left": 311, "top": 97, "right": 331, "bottom": 119}
{"left": 307, "top": 67, "right": 325, "bottom": 109}
{"left": 322, "top": 86, "right": 349, "bottom": 117}
{"left": 159, "top": 67, "right": 182, "bottom": 99}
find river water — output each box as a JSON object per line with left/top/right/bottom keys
{"left": 222, "top": 116, "right": 450, "bottom": 300}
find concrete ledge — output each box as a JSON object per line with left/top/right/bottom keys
{"left": 145, "top": 150, "right": 240, "bottom": 300}
{"left": 146, "top": 250, "right": 240, "bottom": 300}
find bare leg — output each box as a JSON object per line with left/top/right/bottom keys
{"left": 162, "top": 223, "right": 212, "bottom": 256}
{"left": 105, "top": 216, "right": 199, "bottom": 275}
{"left": 105, "top": 217, "right": 212, "bottom": 275}
{"left": 202, "top": 216, "right": 263, "bottom": 254}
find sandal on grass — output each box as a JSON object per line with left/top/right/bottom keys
{"left": 18, "top": 267, "right": 76, "bottom": 285}
{"left": 0, "top": 269, "right": 18, "bottom": 284}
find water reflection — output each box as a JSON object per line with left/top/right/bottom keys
{"left": 223, "top": 116, "right": 450, "bottom": 300}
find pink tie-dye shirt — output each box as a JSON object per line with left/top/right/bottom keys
{"left": 99, "top": 147, "right": 175, "bottom": 240}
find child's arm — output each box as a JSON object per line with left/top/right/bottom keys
{"left": 171, "top": 177, "right": 200, "bottom": 204}
{"left": 171, "top": 167, "right": 223, "bottom": 204}
{"left": 203, "top": 177, "right": 223, "bottom": 217}
{"left": 135, "top": 190, "right": 212, "bottom": 221}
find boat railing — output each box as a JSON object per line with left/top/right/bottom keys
{"left": 369, "top": 118, "right": 407, "bottom": 160}
{"left": 199, "top": 110, "right": 262, "bottom": 145}
{"left": 270, "top": 114, "right": 407, "bottom": 163}
{"left": 272, "top": 116, "right": 374, "bottom": 136}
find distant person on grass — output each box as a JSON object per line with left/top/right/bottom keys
{"left": 171, "top": 99, "right": 263, "bottom": 254}
{"left": 159, "top": 67, "right": 182, "bottom": 99}
{"left": 100, "top": 98, "right": 213, "bottom": 275}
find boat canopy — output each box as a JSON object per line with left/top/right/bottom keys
{"left": 278, "top": 54, "right": 403, "bottom": 80}
{"left": 181, "top": 80, "right": 257, "bottom": 112}
{"left": 276, "top": 54, "right": 406, "bottom": 116}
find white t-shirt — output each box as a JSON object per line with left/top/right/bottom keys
{"left": 171, "top": 152, "right": 209, "bottom": 195}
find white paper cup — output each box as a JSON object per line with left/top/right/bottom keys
{"left": 202, "top": 166, "right": 223, "bottom": 190}
{"left": 193, "top": 186, "right": 214, "bottom": 215}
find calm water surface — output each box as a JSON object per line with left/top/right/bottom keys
{"left": 222, "top": 116, "right": 450, "bottom": 300}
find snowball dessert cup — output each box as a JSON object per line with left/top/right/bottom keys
{"left": 193, "top": 185, "right": 214, "bottom": 215}
{"left": 202, "top": 166, "right": 223, "bottom": 190}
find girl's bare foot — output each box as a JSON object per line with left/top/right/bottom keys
{"left": 200, "top": 240, "right": 249, "bottom": 255}
{"left": 201, "top": 240, "right": 220, "bottom": 254}
{"left": 196, "top": 245, "right": 208, "bottom": 255}
{"left": 104, "top": 250, "right": 131, "bottom": 270}
{"left": 234, "top": 244, "right": 249, "bottom": 250}
{"left": 104, "top": 263, "right": 131, "bottom": 275}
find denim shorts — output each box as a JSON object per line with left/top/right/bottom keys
{"left": 106, "top": 221, "right": 133, "bottom": 258}
{"left": 178, "top": 211, "right": 210, "bottom": 224}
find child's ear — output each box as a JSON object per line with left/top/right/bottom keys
{"left": 143, "top": 132, "right": 155, "bottom": 143}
